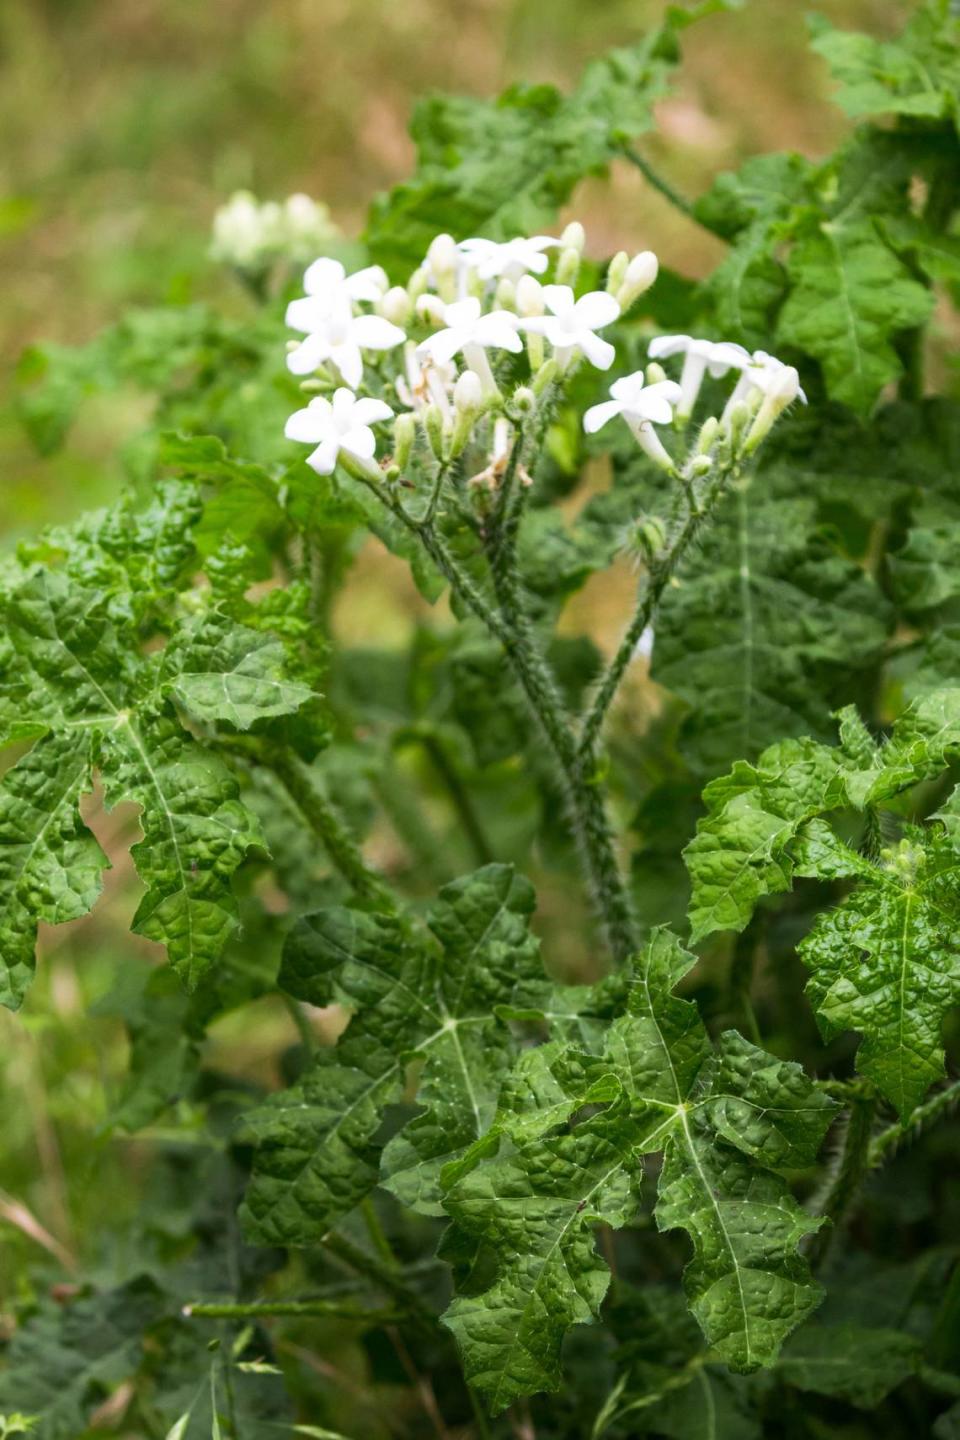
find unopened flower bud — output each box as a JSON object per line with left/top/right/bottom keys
{"left": 427, "top": 233, "right": 459, "bottom": 280}
{"left": 379, "top": 285, "right": 412, "bottom": 327}
{"left": 383, "top": 463, "right": 402, "bottom": 483}
{"left": 606, "top": 251, "right": 629, "bottom": 296}
{"left": 560, "top": 221, "right": 586, "bottom": 254}
{"left": 495, "top": 277, "right": 517, "bottom": 311}
{"left": 687, "top": 454, "right": 712, "bottom": 478}
{"left": 744, "top": 365, "right": 802, "bottom": 453}
{"left": 633, "top": 515, "right": 667, "bottom": 560}
{"left": 415, "top": 293, "right": 447, "bottom": 326}
{"left": 393, "top": 411, "right": 417, "bottom": 470}
{"left": 298, "top": 378, "right": 327, "bottom": 394}
{"left": 424, "top": 403, "right": 446, "bottom": 461}
{"left": 407, "top": 265, "right": 429, "bottom": 301}
{"left": 645, "top": 361, "right": 668, "bottom": 387}
{"left": 725, "top": 401, "right": 751, "bottom": 449}
{"left": 617, "top": 250, "right": 659, "bottom": 309}
{"left": 532, "top": 357, "right": 559, "bottom": 395}
{"left": 512, "top": 385, "right": 536, "bottom": 415}
{"left": 516, "top": 275, "right": 545, "bottom": 317}
{"left": 454, "top": 369, "right": 484, "bottom": 415}
{"left": 697, "top": 416, "right": 720, "bottom": 454}
{"left": 555, "top": 246, "right": 580, "bottom": 287}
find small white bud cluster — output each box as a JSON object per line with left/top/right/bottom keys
{"left": 210, "top": 191, "right": 339, "bottom": 275}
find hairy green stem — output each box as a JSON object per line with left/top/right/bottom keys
{"left": 184, "top": 1299, "right": 403, "bottom": 1323}
{"left": 578, "top": 463, "right": 735, "bottom": 760}
{"left": 868, "top": 1078, "right": 960, "bottom": 1168}
{"left": 408, "top": 729, "right": 494, "bottom": 866}
{"left": 620, "top": 145, "right": 721, "bottom": 236}
{"left": 809, "top": 1094, "right": 877, "bottom": 1269}
{"left": 267, "top": 748, "right": 397, "bottom": 912}
{"left": 372, "top": 477, "right": 637, "bottom": 962}
{"left": 323, "top": 1230, "right": 438, "bottom": 1331}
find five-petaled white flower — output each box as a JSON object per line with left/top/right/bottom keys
{"left": 647, "top": 335, "right": 751, "bottom": 418}
{"left": 583, "top": 371, "right": 682, "bottom": 471}
{"left": 457, "top": 236, "right": 559, "bottom": 283}
{"left": 519, "top": 286, "right": 620, "bottom": 370}
{"left": 417, "top": 297, "right": 523, "bottom": 395}
{"left": 723, "top": 348, "right": 808, "bottom": 422}
{"left": 286, "top": 299, "right": 405, "bottom": 386}
{"left": 285, "top": 388, "right": 393, "bottom": 475}
{"left": 287, "top": 258, "right": 390, "bottom": 336}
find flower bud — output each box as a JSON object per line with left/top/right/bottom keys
{"left": 424, "top": 403, "right": 446, "bottom": 462}
{"left": 379, "top": 285, "right": 412, "bottom": 327}
{"left": 512, "top": 385, "right": 536, "bottom": 415}
{"left": 725, "top": 401, "right": 751, "bottom": 450}
{"left": 687, "top": 454, "right": 712, "bottom": 478}
{"left": 560, "top": 221, "right": 586, "bottom": 254}
{"left": 383, "top": 463, "right": 402, "bottom": 483}
{"left": 555, "top": 246, "right": 580, "bottom": 287}
{"left": 454, "top": 369, "right": 484, "bottom": 415}
{"left": 407, "top": 265, "right": 429, "bottom": 301}
{"left": 606, "top": 251, "right": 629, "bottom": 296}
{"left": 633, "top": 514, "right": 667, "bottom": 560}
{"left": 696, "top": 416, "right": 720, "bottom": 454}
{"left": 617, "top": 250, "right": 658, "bottom": 309}
{"left": 427, "top": 232, "right": 459, "bottom": 280}
{"left": 532, "top": 357, "right": 559, "bottom": 395}
{"left": 495, "top": 278, "right": 517, "bottom": 312}
{"left": 415, "top": 293, "right": 447, "bottom": 326}
{"left": 744, "top": 366, "right": 802, "bottom": 453}
{"left": 393, "top": 411, "right": 417, "bottom": 470}
{"left": 298, "top": 378, "right": 328, "bottom": 394}
{"left": 516, "top": 275, "right": 545, "bottom": 317}
{"left": 645, "top": 361, "right": 668, "bottom": 387}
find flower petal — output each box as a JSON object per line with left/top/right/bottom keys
{"left": 285, "top": 399, "right": 332, "bottom": 443}
{"left": 583, "top": 399, "right": 625, "bottom": 434}
{"left": 350, "top": 397, "right": 394, "bottom": 426}
{"left": 418, "top": 328, "right": 466, "bottom": 367}
{"left": 577, "top": 330, "right": 616, "bottom": 370}
{"left": 306, "top": 435, "right": 341, "bottom": 474}
{"left": 285, "top": 296, "right": 331, "bottom": 334}
{"left": 610, "top": 371, "right": 646, "bottom": 403}
{"left": 351, "top": 314, "right": 406, "bottom": 351}
{"left": 330, "top": 344, "right": 364, "bottom": 390}
{"left": 573, "top": 290, "right": 620, "bottom": 330}
{"left": 303, "top": 257, "right": 346, "bottom": 295}
{"left": 347, "top": 265, "right": 388, "bottom": 301}
{"left": 287, "top": 333, "right": 329, "bottom": 375}
{"left": 474, "top": 313, "right": 524, "bottom": 352}
{"left": 648, "top": 334, "right": 690, "bottom": 360}
{"left": 341, "top": 426, "right": 377, "bottom": 461}
{"left": 541, "top": 284, "right": 575, "bottom": 320}
{"left": 444, "top": 297, "right": 482, "bottom": 328}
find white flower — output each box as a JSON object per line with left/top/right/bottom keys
{"left": 286, "top": 258, "right": 389, "bottom": 333}
{"left": 457, "top": 236, "right": 559, "bottom": 282}
{"left": 286, "top": 299, "right": 405, "bottom": 386}
{"left": 583, "top": 371, "right": 682, "bottom": 471}
{"left": 723, "top": 349, "right": 808, "bottom": 423}
{"left": 396, "top": 343, "right": 456, "bottom": 416}
{"left": 285, "top": 388, "right": 393, "bottom": 475}
{"left": 647, "top": 334, "right": 751, "bottom": 418}
{"left": 210, "top": 192, "right": 266, "bottom": 268}
{"left": 417, "top": 297, "right": 522, "bottom": 395}
{"left": 519, "top": 286, "right": 620, "bottom": 370}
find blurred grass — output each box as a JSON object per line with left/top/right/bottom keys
{"left": 0, "top": 0, "right": 911, "bottom": 1291}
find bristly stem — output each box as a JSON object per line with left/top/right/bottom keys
{"left": 265, "top": 747, "right": 397, "bottom": 912}
{"left": 868, "top": 1078, "right": 960, "bottom": 1168}
{"left": 367, "top": 474, "right": 638, "bottom": 962}
{"left": 409, "top": 728, "right": 494, "bottom": 866}
{"left": 809, "top": 1092, "right": 877, "bottom": 1269}
{"left": 620, "top": 145, "right": 722, "bottom": 236}
{"left": 184, "top": 1298, "right": 403, "bottom": 1323}
{"left": 578, "top": 462, "right": 736, "bottom": 761}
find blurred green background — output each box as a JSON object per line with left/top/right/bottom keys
{"left": 0, "top": 0, "right": 911, "bottom": 1306}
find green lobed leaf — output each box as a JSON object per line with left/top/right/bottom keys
{"left": 809, "top": 3, "right": 960, "bottom": 128}
{"left": 162, "top": 610, "right": 315, "bottom": 730}
{"left": 440, "top": 929, "right": 834, "bottom": 1411}
{"left": 238, "top": 863, "right": 546, "bottom": 1244}
{"left": 775, "top": 1322, "right": 921, "bottom": 1407}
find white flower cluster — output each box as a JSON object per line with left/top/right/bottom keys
{"left": 210, "top": 191, "right": 339, "bottom": 274}
{"left": 281, "top": 224, "right": 803, "bottom": 480}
